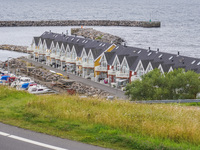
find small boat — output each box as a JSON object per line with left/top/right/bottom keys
{"left": 11, "top": 80, "right": 36, "bottom": 88}
{"left": 28, "top": 85, "right": 54, "bottom": 94}
{"left": 17, "top": 82, "right": 30, "bottom": 90}
{"left": 0, "top": 75, "right": 10, "bottom": 82}
{"left": 14, "top": 77, "right": 36, "bottom": 90}
{"left": 0, "top": 75, "right": 11, "bottom": 85}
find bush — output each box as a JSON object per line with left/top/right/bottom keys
{"left": 125, "top": 68, "right": 200, "bottom": 100}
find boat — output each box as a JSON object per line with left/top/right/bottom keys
{"left": 17, "top": 82, "right": 30, "bottom": 90}
{"left": 0, "top": 75, "right": 17, "bottom": 85}
{"left": 28, "top": 85, "right": 54, "bottom": 94}
{"left": 14, "top": 77, "right": 36, "bottom": 90}
{"left": 0, "top": 75, "right": 10, "bottom": 84}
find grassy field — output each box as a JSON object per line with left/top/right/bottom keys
{"left": 0, "top": 85, "right": 200, "bottom": 150}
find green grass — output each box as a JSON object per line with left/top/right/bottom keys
{"left": 0, "top": 85, "right": 200, "bottom": 150}
{"left": 178, "top": 102, "right": 200, "bottom": 107}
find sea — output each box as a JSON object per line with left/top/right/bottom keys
{"left": 0, "top": 0, "right": 200, "bottom": 60}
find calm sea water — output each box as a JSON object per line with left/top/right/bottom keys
{"left": 0, "top": 50, "right": 28, "bottom": 62}
{"left": 0, "top": 0, "right": 200, "bottom": 59}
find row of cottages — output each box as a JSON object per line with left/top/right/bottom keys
{"left": 27, "top": 31, "right": 200, "bottom": 88}
{"left": 27, "top": 31, "right": 116, "bottom": 80}
{"left": 97, "top": 45, "right": 200, "bottom": 86}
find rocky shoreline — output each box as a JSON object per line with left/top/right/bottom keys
{"left": 0, "top": 45, "right": 27, "bottom": 53}
{"left": 0, "top": 20, "right": 161, "bottom": 28}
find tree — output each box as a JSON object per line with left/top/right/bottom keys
{"left": 125, "top": 68, "right": 200, "bottom": 100}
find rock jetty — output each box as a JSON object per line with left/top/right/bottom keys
{"left": 0, "top": 45, "right": 27, "bottom": 53}
{"left": 0, "top": 20, "right": 161, "bottom": 28}
{"left": 71, "top": 28, "right": 124, "bottom": 45}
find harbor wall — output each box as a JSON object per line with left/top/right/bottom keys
{"left": 0, "top": 20, "right": 161, "bottom": 28}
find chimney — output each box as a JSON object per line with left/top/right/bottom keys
{"left": 182, "top": 58, "right": 184, "bottom": 64}
{"left": 177, "top": 51, "right": 180, "bottom": 56}
{"left": 49, "top": 30, "right": 51, "bottom": 33}
{"left": 148, "top": 47, "right": 151, "bottom": 52}
{"left": 157, "top": 48, "right": 159, "bottom": 52}
{"left": 124, "top": 42, "right": 127, "bottom": 47}
{"left": 66, "top": 30, "right": 68, "bottom": 36}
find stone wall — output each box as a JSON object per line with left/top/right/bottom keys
{"left": 0, "top": 20, "right": 161, "bottom": 28}
{"left": 0, "top": 45, "right": 27, "bottom": 53}
{"left": 71, "top": 28, "right": 124, "bottom": 45}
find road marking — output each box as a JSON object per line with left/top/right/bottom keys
{"left": 0, "top": 131, "right": 10, "bottom": 136}
{"left": 0, "top": 131, "right": 68, "bottom": 150}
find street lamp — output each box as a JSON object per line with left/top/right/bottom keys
{"left": 7, "top": 57, "right": 12, "bottom": 74}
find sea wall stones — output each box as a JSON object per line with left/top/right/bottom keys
{"left": 0, "top": 45, "right": 28, "bottom": 53}
{"left": 0, "top": 20, "right": 161, "bottom": 28}
{"left": 71, "top": 28, "right": 124, "bottom": 45}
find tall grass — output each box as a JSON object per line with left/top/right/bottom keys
{"left": 0, "top": 85, "right": 31, "bottom": 100}
{"left": 1, "top": 85, "right": 200, "bottom": 149}
{"left": 26, "top": 94, "right": 200, "bottom": 145}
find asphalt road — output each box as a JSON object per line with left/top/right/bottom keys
{"left": 22, "top": 57, "right": 127, "bottom": 99}
{"left": 0, "top": 122, "right": 111, "bottom": 150}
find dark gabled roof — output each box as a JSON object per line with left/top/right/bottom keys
{"left": 74, "top": 45, "right": 84, "bottom": 57}
{"left": 126, "top": 56, "right": 138, "bottom": 69}
{"left": 62, "top": 42, "right": 68, "bottom": 49}
{"left": 84, "top": 47, "right": 90, "bottom": 55}
{"left": 118, "top": 55, "right": 128, "bottom": 63}
{"left": 162, "top": 64, "right": 174, "bottom": 72}
{"left": 40, "top": 31, "right": 54, "bottom": 39}
{"left": 58, "top": 41, "right": 62, "bottom": 48}
{"left": 141, "top": 59, "right": 154, "bottom": 70}
{"left": 91, "top": 48, "right": 104, "bottom": 60}
{"left": 45, "top": 39, "right": 53, "bottom": 49}
{"left": 104, "top": 52, "right": 115, "bottom": 64}
{"left": 151, "top": 61, "right": 163, "bottom": 69}
{"left": 68, "top": 43, "right": 74, "bottom": 50}
{"left": 34, "top": 37, "right": 40, "bottom": 46}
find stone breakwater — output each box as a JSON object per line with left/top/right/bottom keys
{"left": 71, "top": 28, "right": 124, "bottom": 45}
{"left": 0, "top": 20, "right": 161, "bottom": 28}
{"left": 0, "top": 45, "right": 27, "bottom": 53}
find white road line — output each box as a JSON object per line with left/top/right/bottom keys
{"left": 0, "top": 131, "right": 10, "bottom": 136}
{"left": 0, "top": 131, "right": 68, "bottom": 150}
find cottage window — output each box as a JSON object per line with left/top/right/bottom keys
{"left": 57, "top": 48, "right": 60, "bottom": 54}
{"left": 71, "top": 51, "right": 76, "bottom": 59}
{"left": 137, "top": 63, "right": 144, "bottom": 76}
{"left": 100, "top": 56, "right": 107, "bottom": 67}
{"left": 88, "top": 57, "right": 93, "bottom": 64}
